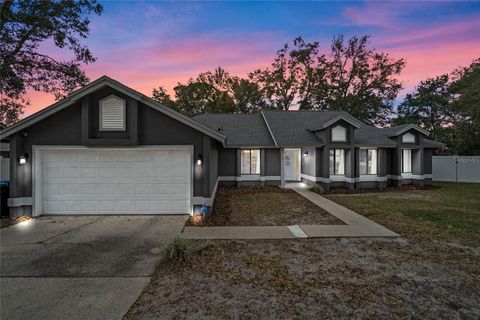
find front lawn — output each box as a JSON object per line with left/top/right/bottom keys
{"left": 187, "top": 186, "right": 342, "bottom": 226}
{"left": 326, "top": 182, "right": 480, "bottom": 247}
{"left": 126, "top": 183, "right": 480, "bottom": 320}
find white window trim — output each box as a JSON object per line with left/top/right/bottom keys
{"left": 359, "top": 149, "right": 378, "bottom": 175}
{"left": 241, "top": 149, "right": 261, "bottom": 175}
{"left": 329, "top": 149, "right": 346, "bottom": 176}
{"left": 99, "top": 94, "right": 126, "bottom": 131}
{"left": 402, "top": 149, "right": 412, "bottom": 173}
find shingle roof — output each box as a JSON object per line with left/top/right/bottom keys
{"left": 423, "top": 138, "right": 445, "bottom": 148}
{"left": 354, "top": 127, "right": 397, "bottom": 147}
{"left": 193, "top": 111, "right": 442, "bottom": 149}
{"left": 193, "top": 113, "right": 275, "bottom": 147}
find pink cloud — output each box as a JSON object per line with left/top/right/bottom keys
{"left": 22, "top": 35, "right": 277, "bottom": 117}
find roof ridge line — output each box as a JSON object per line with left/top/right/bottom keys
{"left": 260, "top": 110, "right": 278, "bottom": 147}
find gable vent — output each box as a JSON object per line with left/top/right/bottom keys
{"left": 99, "top": 95, "right": 126, "bottom": 131}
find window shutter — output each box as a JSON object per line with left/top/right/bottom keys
{"left": 100, "top": 96, "right": 126, "bottom": 131}
{"left": 402, "top": 132, "right": 415, "bottom": 143}
{"left": 331, "top": 125, "right": 347, "bottom": 142}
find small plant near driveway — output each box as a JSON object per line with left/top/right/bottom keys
{"left": 309, "top": 184, "right": 325, "bottom": 194}
{"left": 161, "top": 236, "right": 215, "bottom": 262}
{"left": 161, "top": 235, "right": 191, "bottom": 262}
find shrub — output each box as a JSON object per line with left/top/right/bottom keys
{"left": 309, "top": 184, "right": 325, "bottom": 195}
{"left": 161, "top": 235, "right": 191, "bottom": 262}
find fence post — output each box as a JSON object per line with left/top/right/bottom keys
{"left": 455, "top": 156, "right": 458, "bottom": 183}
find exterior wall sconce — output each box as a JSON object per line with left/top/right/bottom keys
{"left": 196, "top": 155, "right": 203, "bottom": 166}
{"left": 303, "top": 150, "right": 309, "bottom": 157}
{"left": 19, "top": 153, "right": 29, "bottom": 165}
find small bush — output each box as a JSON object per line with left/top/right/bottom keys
{"left": 309, "top": 184, "right": 325, "bottom": 194}
{"left": 162, "top": 235, "right": 191, "bottom": 261}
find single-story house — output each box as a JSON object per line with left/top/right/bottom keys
{"left": 0, "top": 76, "right": 443, "bottom": 218}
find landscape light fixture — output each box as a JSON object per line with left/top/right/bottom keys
{"left": 303, "top": 151, "right": 309, "bottom": 157}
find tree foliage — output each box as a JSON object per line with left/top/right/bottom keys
{"left": 156, "top": 36, "right": 405, "bottom": 127}
{"left": 152, "top": 67, "right": 264, "bottom": 116}
{"left": 0, "top": 0, "right": 102, "bottom": 126}
{"left": 395, "top": 75, "right": 452, "bottom": 140}
{"left": 448, "top": 59, "right": 480, "bottom": 155}
{"left": 314, "top": 35, "right": 405, "bottom": 126}
{"left": 395, "top": 58, "right": 480, "bottom": 155}
{"left": 250, "top": 37, "right": 320, "bottom": 110}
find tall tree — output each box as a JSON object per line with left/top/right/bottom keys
{"left": 250, "top": 37, "right": 321, "bottom": 110}
{"left": 0, "top": 0, "right": 102, "bottom": 126}
{"left": 395, "top": 75, "right": 452, "bottom": 140}
{"left": 313, "top": 35, "right": 405, "bottom": 126}
{"left": 152, "top": 85, "right": 177, "bottom": 111}
{"left": 173, "top": 81, "right": 234, "bottom": 117}
{"left": 448, "top": 58, "right": 480, "bottom": 155}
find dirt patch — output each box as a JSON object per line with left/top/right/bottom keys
{"left": 186, "top": 186, "right": 342, "bottom": 226}
{"left": 0, "top": 215, "right": 31, "bottom": 229}
{"left": 125, "top": 238, "right": 480, "bottom": 320}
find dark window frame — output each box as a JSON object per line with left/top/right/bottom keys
{"left": 329, "top": 149, "right": 346, "bottom": 175}
{"left": 359, "top": 149, "right": 378, "bottom": 175}
{"left": 241, "top": 149, "right": 261, "bottom": 175}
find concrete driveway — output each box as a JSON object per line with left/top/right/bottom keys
{"left": 0, "top": 215, "right": 186, "bottom": 320}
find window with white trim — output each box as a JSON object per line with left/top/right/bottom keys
{"left": 331, "top": 125, "right": 347, "bottom": 142}
{"left": 359, "top": 149, "right": 377, "bottom": 175}
{"left": 329, "top": 149, "right": 345, "bottom": 175}
{"left": 241, "top": 149, "right": 260, "bottom": 174}
{"left": 402, "top": 149, "right": 412, "bottom": 173}
{"left": 402, "top": 132, "right": 415, "bottom": 143}
{"left": 99, "top": 95, "right": 126, "bottom": 131}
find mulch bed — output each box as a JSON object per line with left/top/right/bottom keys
{"left": 0, "top": 215, "right": 31, "bottom": 229}
{"left": 187, "top": 185, "right": 342, "bottom": 226}
{"left": 325, "top": 184, "right": 439, "bottom": 195}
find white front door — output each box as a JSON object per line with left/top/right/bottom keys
{"left": 284, "top": 149, "right": 301, "bottom": 181}
{"left": 34, "top": 147, "right": 192, "bottom": 215}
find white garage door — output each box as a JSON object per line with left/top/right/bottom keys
{"left": 35, "top": 148, "right": 191, "bottom": 215}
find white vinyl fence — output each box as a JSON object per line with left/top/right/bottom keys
{"left": 433, "top": 156, "right": 480, "bottom": 183}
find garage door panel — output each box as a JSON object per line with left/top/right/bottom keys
{"left": 38, "top": 148, "right": 191, "bottom": 215}
{"left": 81, "top": 167, "right": 97, "bottom": 178}
{"left": 116, "top": 183, "right": 134, "bottom": 194}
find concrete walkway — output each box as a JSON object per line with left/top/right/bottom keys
{"left": 183, "top": 184, "right": 399, "bottom": 240}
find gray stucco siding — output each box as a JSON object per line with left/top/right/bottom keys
{"left": 301, "top": 147, "right": 316, "bottom": 177}
{"left": 218, "top": 148, "right": 237, "bottom": 176}
{"left": 264, "top": 148, "right": 281, "bottom": 176}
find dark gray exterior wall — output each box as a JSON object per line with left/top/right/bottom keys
{"left": 8, "top": 86, "right": 217, "bottom": 216}
{"left": 301, "top": 147, "right": 315, "bottom": 177}
{"left": 265, "top": 148, "right": 281, "bottom": 176}
{"left": 209, "top": 140, "right": 219, "bottom": 194}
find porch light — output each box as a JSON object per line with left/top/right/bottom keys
{"left": 303, "top": 151, "right": 309, "bottom": 157}
{"left": 196, "top": 155, "right": 203, "bottom": 166}
{"left": 19, "top": 153, "right": 29, "bottom": 165}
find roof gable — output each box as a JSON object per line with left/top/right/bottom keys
{"left": 382, "top": 124, "right": 429, "bottom": 137}
{"left": 307, "top": 113, "right": 362, "bottom": 131}
{"left": 0, "top": 76, "right": 226, "bottom": 144}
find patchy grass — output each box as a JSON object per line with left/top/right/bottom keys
{"left": 186, "top": 186, "right": 342, "bottom": 226}
{"left": 325, "top": 182, "right": 480, "bottom": 247}
{"left": 126, "top": 183, "right": 480, "bottom": 320}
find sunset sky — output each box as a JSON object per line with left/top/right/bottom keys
{"left": 25, "top": 0, "right": 480, "bottom": 116}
